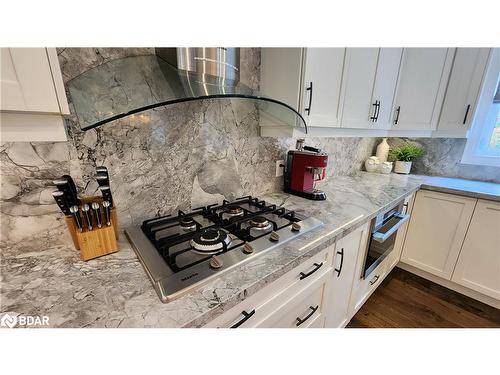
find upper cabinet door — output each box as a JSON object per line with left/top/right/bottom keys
{"left": 371, "top": 48, "right": 403, "bottom": 129}
{"left": 302, "top": 48, "right": 345, "bottom": 127}
{"left": 451, "top": 199, "right": 500, "bottom": 300}
{"left": 1, "top": 48, "right": 61, "bottom": 113}
{"left": 260, "top": 48, "right": 304, "bottom": 111}
{"left": 436, "top": 48, "right": 491, "bottom": 137}
{"left": 392, "top": 48, "right": 454, "bottom": 131}
{"left": 340, "top": 48, "right": 402, "bottom": 130}
{"left": 339, "top": 48, "right": 379, "bottom": 129}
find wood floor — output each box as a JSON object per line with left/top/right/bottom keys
{"left": 347, "top": 268, "right": 500, "bottom": 328}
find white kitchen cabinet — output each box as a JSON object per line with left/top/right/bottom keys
{"left": 324, "top": 223, "right": 370, "bottom": 328}
{"left": 204, "top": 248, "right": 332, "bottom": 328}
{"left": 256, "top": 271, "right": 330, "bottom": 328}
{"left": 451, "top": 199, "right": 500, "bottom": 300}
{"left": 260, "top": 48, "right": 304, "bottom": 113}
{"left": 350, "top": 257, "right": 389, "bottom": 315}
{"left": 340, "top": 48, "right": 402, "bottom": 130}
{"left": 345, "top": 222, "right": 383, "bottom": 317}
{"left": 302, "top": 48, "right": 345, "bottom": 127}
{"left": 0, "top": 48, "right": 69, "bottom": 141}
{"left": 435, "top": 48, "right": 491, "bottom": 138}
{"left": 400, "top": 190, "right": 477, "bottom": 280}
{"left": 391, "top": 48, "right": 454, "bottom": 131}
{"left": 259, "top": 48, "right": 345, "bottom": 135}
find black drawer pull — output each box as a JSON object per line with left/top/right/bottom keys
{"left": 369, "top": 275, "right": 380, "bottom": 285}
{"left": 299, "top": 262, "right": 323, "bottom": 280}
{"left": 463, "top": 104, "right": 471, "bottom": 125}
{"left": 334, "top": 248, "right": 344, "bottom": 277}
{"left": 394, "top": 106, "right": 401, "bottom": 124}
{"left": 229, "top": 309, "right": 255, "bottom": 328}
{"left": 296, "top": 305, "right": 319, "bottom": 327}
{"left": 304, "top": 82, "right": 313, "bottom": 115}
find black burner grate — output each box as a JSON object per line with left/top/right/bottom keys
{"left": 140, "top": 196, "right": 300, "bottom": 273}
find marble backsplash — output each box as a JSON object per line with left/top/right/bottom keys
{"left": 0, "top": 48, "right": 377, "bottom": 245}
{"left": 388, "top": 138, "right": 500, "bottom": 183}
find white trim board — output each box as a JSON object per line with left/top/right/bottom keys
{"left": 0, "top": 112, "right": 68, "bottom": 142}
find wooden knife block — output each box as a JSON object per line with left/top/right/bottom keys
{"left": 64, "top": 196, "right": 119, "bottom": 261}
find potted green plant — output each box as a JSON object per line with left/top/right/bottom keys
{"left": 389, "top": 143, "right": 425, "bottom": 174}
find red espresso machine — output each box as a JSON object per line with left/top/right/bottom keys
{"left": 284, "top": 139, "right": 328, "bottom": 200}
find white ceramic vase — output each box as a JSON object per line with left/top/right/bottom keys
{"left": 375, "top": 138, "right": 390, "bottom": 163}
{"left": 394, "top": 161, "right": 412, "bottom": 174}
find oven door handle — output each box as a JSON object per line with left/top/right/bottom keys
{"left": 372, "top": 212, "right": 410, "bottom": 243}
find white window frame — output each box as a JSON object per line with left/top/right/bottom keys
{"left": 461, "top": 48, "right": 500, "bottom": 167}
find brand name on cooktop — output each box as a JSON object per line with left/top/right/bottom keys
{"left": 181, "top": 273, "right": 199, "bottom": 282}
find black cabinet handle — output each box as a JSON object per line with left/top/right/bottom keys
{"left": 229, "top": 309, "right": 255, "bottom": 328}
{"left": 394, "top": 106, "right": 401, "bottom": 125}
{"left": 304, "top": 82, "right": 313, "bottom": 115}
{"left": 370, "top": 100, "right": 380, "bottom": 122}
{"left": 296, "top": 305, "right": 319, "bottom": 327}
{"left": 334, "top": 248, "right": 344, "bottom": 277}
{"left": 299, "top": 262, "right": 323, "bottom": 280}
{"left": 463, "top": 104, "right": 471, "bottom": 125}
{"left": 369, "top": 275, "right": 380, "bottom": 285}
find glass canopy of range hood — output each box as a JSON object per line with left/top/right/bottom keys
{"left": 66, "top": 54, "right": 307, "bottom": 132}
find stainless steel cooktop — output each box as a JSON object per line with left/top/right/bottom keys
{"left": 125, "top": 196, "right": 323, "bottom": 302}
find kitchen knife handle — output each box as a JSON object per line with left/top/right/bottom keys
{"left": 92, "top": 202, "right": 102, "bottom": 228}
{"left": 96, "top": 166, "right": 108, "bottom": 179}
{"left": 102, "top": 201, "right": 111, "bottom": 226}
{"left": 52, "top": 191, "right": 71, "bottom": 216}
{"left": 70, "top": 206, "right": 83, "bottom": 232}
{"left": 95, "top": 173, "right": 109, "bottom": 187}
{"left": 81, "top": 204, "right": 93, "bottom": 231}
{"left": 62, "top": 175, "right": 80, "bottom": 205}
{"left": 53, "top": 179, "right": 76, "bottom": 206}
{"left": 99, "top": 186, "right": 113, "bottom": 208}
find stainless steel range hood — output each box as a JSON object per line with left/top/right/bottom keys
{"left": 66, "top": 48, "right": 307, "bottom": 132}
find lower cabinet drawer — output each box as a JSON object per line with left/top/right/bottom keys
{"left": 204, "top": 247, "right": 332, "bottom": 328}
{"left": 255, "top": 271, "right": 330, "bottom": 328}
{"left": 351, "top": 257, "right": 388, "bottom": 313}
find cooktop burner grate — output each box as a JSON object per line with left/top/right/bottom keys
{"left": 139, "top": 196, "right": 301, "bottom": 273}
{"left": 125, "top": 195, "right": 323, "bottom": 303}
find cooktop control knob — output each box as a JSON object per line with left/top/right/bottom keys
{"left": 291, "top": 222, "right": 301, "bottom": 232}
{"left": 243, "top": 242, "right": 254, "bottom": 254}
{"left": 269, "top": 231, "right": 280, "bottom": 242}
{"left": 210, "top": 255, "right": 223, "bottom": 269}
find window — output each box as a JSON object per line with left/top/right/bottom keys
{"left": 462, "top": 48, "right": 500, "bottom": 167}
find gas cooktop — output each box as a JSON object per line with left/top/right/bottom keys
{"left": 125, "top": 196, "right": 323, "bottom": 302}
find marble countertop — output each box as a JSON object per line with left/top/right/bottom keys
{"left": 416, "top": 175, "right": 500, "bottom": 201}
{"left": 1, "top": 172, "right": 498, "bottom": 328}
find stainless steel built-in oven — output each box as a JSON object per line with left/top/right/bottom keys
{"left": 362, "top": 200, "right": 410, "bottom": 279}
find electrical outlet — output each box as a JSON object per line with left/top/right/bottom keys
{"left": 275, "top": 160, "right": 285, "bottom": 177}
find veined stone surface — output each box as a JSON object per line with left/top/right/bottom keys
{"left": 0, "top": 48, "right": 377, "bottom": 243}
{"left": 0, "top": 172, "right": 423, "bottom": 328}
{"left": 388, "top": 137, "right": 500, "bottom": 183}
{"left": 5, "top": 172, "right": 494, "bottom": 328}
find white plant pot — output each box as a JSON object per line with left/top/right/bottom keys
{"left": 394, "top": 161, "right": 412, "bottom": 174}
